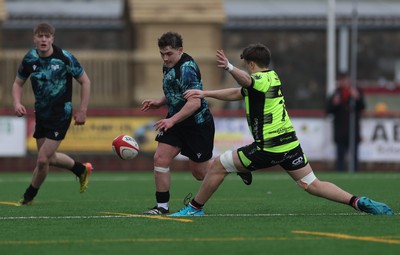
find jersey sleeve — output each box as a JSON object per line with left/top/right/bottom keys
{"left": 180, "top": 63, "right": 202, "bottom": 91}
{"left": 62, "top": 50, "right": 84, "bottom": 79}
{"left": 16, "top": 53, "right": 33, "bottom": 80}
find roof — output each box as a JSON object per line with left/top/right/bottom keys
{"left": 3, "top": 0, "right": 400, "bottom": 29}
{"left": 3, "top": 0, "right": 124, "bottom": 29}
{"left": 225, "top": 1, "right": 400, "bottom": 29}
{"left": 226, "top": 1, "right": 400, "bottom": 17}
{"left": 127, "top": 0, "right": 225, "bottom": 23}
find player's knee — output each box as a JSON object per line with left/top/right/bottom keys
{"left": 192, "top": 169, "right": 206, "bottom": 181}
{"left": 153, "top": 149, "right": 174, "bottom": 167}
{"left": 296, "top": 171, "right": 317, "bottom": 190}
{"left": 219, "top": 150, "right": 239, "bottom": 173}
{"left": 36, "top": 157, "right": 49, "bottom": 169}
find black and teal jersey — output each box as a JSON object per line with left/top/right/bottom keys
{"left": 241, "top": 70, "right": 299, "bottom": 153}
{"left": 162, "top": 52, "right": 213, "bottom": 126}
{"left": 17, "top": 45, "right": 84, "bottom": 123}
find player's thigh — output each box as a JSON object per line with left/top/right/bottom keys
{"left": 154, "top": 142, "right": 181, "bottom": 166}
{"left": 231, "top": 150, "right": 249, "bottom": 172}
{"left": 285, "top": 163, "right": 313, "bottom": 182}
{"left": 218, "top": 150, "right": 248, "bottom": 173}
{"left": 36, "top": 137, "right": 46, "bottom": 150}
{"left": 37, "top": 138, "right": 62, "bottom": 161}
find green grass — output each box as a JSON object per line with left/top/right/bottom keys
{"left": 0, "top": 171, "right": 399, "bottom": 255}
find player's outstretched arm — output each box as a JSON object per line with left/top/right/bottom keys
{"left": 184, "top": 88, "right": 242, "bottom": 102}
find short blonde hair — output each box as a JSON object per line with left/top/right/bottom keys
{"left": 33, "top": 23, "right": 55, "bottom": 35}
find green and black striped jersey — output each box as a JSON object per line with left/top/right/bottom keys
{"left": 241, "top": 70, "right": 299, "bottom": 153}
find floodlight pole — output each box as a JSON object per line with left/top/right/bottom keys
{"left": 326, "top": 0, "right": 336, "bottom": 97}
{"left": 349, "top": 0, "right": 358, "bottom": 173}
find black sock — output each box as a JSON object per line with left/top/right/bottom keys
{"left": 70, "top": 162, "right": 85, "bottom": 177}
{"left": 156, "top": 191, "right": 170, "bottom": 203}
{"left": 190, "top": 199, "right": 204, "bottom": 210}
{"left": 24, "top": 184, "right": 38, "bottom": 201}
{"left": 349, "top": 195, "right": 359, "bottom": 208}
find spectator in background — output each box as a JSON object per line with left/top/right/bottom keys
{"left": 326, "top": 72, "right": 366, "bottom": 171}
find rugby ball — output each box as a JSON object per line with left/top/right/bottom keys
{"left": 112, "top": 135, "right": 139, "bottom": 160}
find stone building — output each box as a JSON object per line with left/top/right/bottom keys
{"left": 1, "top": 0, "right": 400, "bottom": 110}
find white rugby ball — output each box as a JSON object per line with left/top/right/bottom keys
{"left": 112, "top": 135, "right": 139, "bottom": 160}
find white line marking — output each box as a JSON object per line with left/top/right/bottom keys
{"left": 0, "top": 173, "right": 399, "bottom": 183}
{"left": 0, "top": 212, "right": 392, "bottom": 221}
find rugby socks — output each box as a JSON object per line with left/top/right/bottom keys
{"left": 23, "top": 184, "right": 38, "bottom": 201}
{"left": 156, "top": 191, "right": 170, "bottom": 210}
{"left": 349, "top": 195, "right": 360, "bottom": 210}
{"left": 190, "top": 199, "right": 204, "bottom": 210}
{"left": 70, "top": 161, "right": 86, "bottom": 177}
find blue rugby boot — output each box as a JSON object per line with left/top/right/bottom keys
{"left": 169, "top": 204, "right": 205, "bottom": 217}
{"left": 355, "top": 197, "right": 394, "bottom": 215}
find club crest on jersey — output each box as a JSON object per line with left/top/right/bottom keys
{"left": 51, "top": 64, "right": 60, "bottom": 71}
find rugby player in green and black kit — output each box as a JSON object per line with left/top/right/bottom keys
{"left": 170, "top": 43, "right": 393, "bottom": 216}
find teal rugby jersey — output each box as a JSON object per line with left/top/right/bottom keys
{"left": 241, "top": 70, "right": 299, "bottom": 153}
{"left": 162, "top": 53, "right": 212, "bottom": 126}
{"left": 17, "top": 45, "right": 84, "bottom": 122}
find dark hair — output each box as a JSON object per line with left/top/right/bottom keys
{"left": 240, "top": 43, "right": 271, "bottom": 68}
{"left": 158, "top": 32, "right": 183, "bottom": 49}
{"left": 33, "top": 23, "right": 55, "bottom": 35}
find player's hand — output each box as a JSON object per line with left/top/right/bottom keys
{"left": 154, "top": 118, "right": 174, "bottom": 132}
{"left": 74, "top": 110, "right": 87, "bottom": 125}
{"left": 216, "top": 49, "right": 229, "bottom": 70}
{"left": 14, "top": 103, "right": 27, "bottom": 117}
{"left": 183, "top": 89, "right": 204, "bottom": 99}
{"left": 141, "top": 99, "right": 160, "bottom": 112}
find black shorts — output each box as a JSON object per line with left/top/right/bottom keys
{"left": 237, "top": 143, "right": 308, "bottom": 171}
{"left": 33, "top": 118, "right": 71, "bottom": 141}
{"left": 155, "top": 119, "right": 215, "bottom": 163}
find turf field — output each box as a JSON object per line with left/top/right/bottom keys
{"left": 0, "top": 171, "right": 399, "bottom": 255}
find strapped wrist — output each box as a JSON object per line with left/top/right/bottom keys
{"left": 225, "top": 62, "right": 234, "bottom": 72}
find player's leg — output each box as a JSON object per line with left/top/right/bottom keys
{"left": 286, "top": 164, "right": 393, "bottom": 215}
{"left": 18, "top": 138, "right": 60, "bottom": 205}
{"left": 194, "top": 154, "right": 232, "bottom": 205}
{"left": 286, "top": 164, "right": 354, "bottom": 203}
{"left": 188, "top": 160, "right": 209, "bottom": 181}
{"left": 183, "top": 119, "right": 215, "bottom": 181}
{"left": 49, "top": 151, "right": 93, "bottom": 193}
{"left": 153, "top": 142, "right": 180, "bottom": 191}
{"left": 144, "top": 142, "right": 180, "bottom": 215}
{"left": 169, "top": 154, "right": 229, "bottom": 216}
{"left": 170, "top": 149, "right": 246, "bottom": 216}
{"left": 32, "top": 138, "right": 61, "bottom": 186}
